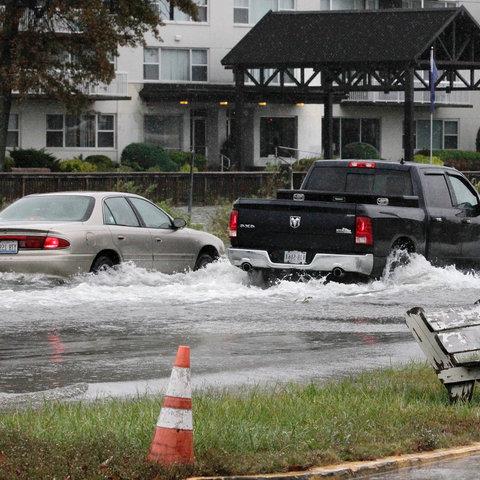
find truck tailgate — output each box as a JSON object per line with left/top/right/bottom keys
{"left": 235, "top": 199, "right": 357, "bottom": 261}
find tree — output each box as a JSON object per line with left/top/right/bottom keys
{"left": 0, "top": 0, "right": 198, "bottom": 171}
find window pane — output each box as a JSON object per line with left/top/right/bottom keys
{"left": 192, "top": 49, "right": 207, "bottom": 65}
{"left": 341, "top": 118, "right": 360, "bottom": 157}
{"left": 173, "top": 7, "right": 191, "bottom": 21}
{"left": 144, "top": 115, "right": 183, "bottom": 149}
{"left": 8, "top": 114, "right": 18, "bottom": 130}
{"left": 129, "top": 198, "right": 172, "bottom": 229}
{"left": 98, "top": 115, "right": 114, "bottom": 131}
{"left": 234, "top": 8, "right": 249, "bottom": 23}
{"left": 449, "top": 176, "right": 478, "bottom": 208}
{"left": 251, "top": 0, "right": 275, "bottom": 23}
{"left": 279, "top": 0, "right": 295, "bottom": 9}
{"left": 144, "top": 47, "right": 159, "bottom": 63}
{"left": 320, "top": 0, "right": 330, "bottom": 8}
{"left": 47, "top": 114, "right": 63, "bottom": 130}
{"left": 331, "top": 0, "right": 356, "bottom": 9}
{"left": 416, "top": 120, "right": 442, "bottom": 150}
{"left": 161, "top": 49, "right": 190, "bottom": 81}
{"left": 197, "top": 5, "right": 207, "bottom": 21}
{"left": 361, "top": 118, "right": 380, "bottom": 151}
{"left": 423, "top": 174, "right": 452, "bottom": 208}
{"left": 234, "top": 0, "right": 248, "bottom": 6}
{"left": 154, "top": 0, "right": 171, "bottom": 18}
{"left": 260, "top": 117, "right": 297, "bottom": 157}
{"left": 65, "top": 115, "right": 96, "bottom": 148}
{"left": 444, "top": 121, "right": 458, "bottom": 135}
{"left": 98, "top": 132, "right": 114, "bottom": 148}
{"left": 47, "top": 131, "right": 63, "bottom": 148}
{"left": 444, "top": 135, "right": 458, "bottom": 149}
{"left": 144, "top": 64, "right": 159, "bottom": 80}
{"left": 7, "top": 132, "right": 18, "bottom": 148}
{"left": 104, "top": 197, "right": 140, "bottom": 227}
{"left": 192, "top": 65, "right": 207, "bottom": 81}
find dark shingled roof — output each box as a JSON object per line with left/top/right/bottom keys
{"left": 222, "top": 7, "right": 474, "bottom": 68}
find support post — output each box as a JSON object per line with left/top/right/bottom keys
{"left": 404, "top": 68, "right": 415, "bottom": 163}
{"left": 322, "top": 74, "right": 333, "bottom": 159}
{"left": 234, "top": 68, "right": 246, "bottom": 171}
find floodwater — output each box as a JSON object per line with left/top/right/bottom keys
{"left": 1, "top": 254, "right": 479, "bottom": 407}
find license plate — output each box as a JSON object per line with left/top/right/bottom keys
{"left": 284, "top": 250, "right": 307, "bottom": 264}
{"left": 0, "top": 240, "right": 18, "bottom": 254}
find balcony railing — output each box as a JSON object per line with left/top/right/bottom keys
{"left": 343, "top": 83, "right": 471, "bottom": 106}
{"left": 13, "top": 72, "right": 129, "bottom": 99}
{"left": 82, "top": 72, "right": 129, "bottom": 98}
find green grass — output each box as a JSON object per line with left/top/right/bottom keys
{"left": 2, "top": 365, "right": 480, "bottom": 480}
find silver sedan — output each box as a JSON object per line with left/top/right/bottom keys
{"left": 0, "top": 192, "right": 225, "bottom": 276}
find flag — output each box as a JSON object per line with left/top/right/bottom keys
{"left": 430, "top": 47, "right": 438, "bottom": 114}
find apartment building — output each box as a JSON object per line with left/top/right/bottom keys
{"left": 7, "top": 0, "right": 480, "bottom": 167}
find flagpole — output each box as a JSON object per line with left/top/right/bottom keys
{"left": 430, "top": 46, "right": 435, "bottom": 165}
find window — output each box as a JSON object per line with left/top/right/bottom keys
{"left": 234, "top": 0, "right": 295, "bottom": 25}
{"left": 153, "top": 0, "right": 208, "bottom": 22}
{"left": 46, "top": 114, "right": 115, "bottom": 148}
{"left": 104, "top": 197, "right": 140, "bottom": 227}
{"left": 448, "top": 176, "right": 479, "bottom": 209}
{"left": 415, "top": 120, "right": 458, "bottom": 150}
{"left": 260, "top": 117, "right": 297, "bottom": 158}
{"left": 326, "top": 118, "right": 380, "bottom": 158}
{"left": 320, "top": 0, "right": 378, "bottom": 9}
{"left": 423, "top": 174, "right": 453, "bottom": 208}
{"left": 7, "top": 114, "right": 19, "bottom": 148}
{"left": 144, "top": 115, "right": 183, "bottom": 149}
{"left": 246, "top": 68, "right": 296, "bottom": 86}
{"left": 144, "top": 48, "right": 208, "bottom": 82}
{"left": 129, "top": 198, "right": 172, "bottom": 229}
{"left": 305, "top": 167, "right": 413, "bottom": 196}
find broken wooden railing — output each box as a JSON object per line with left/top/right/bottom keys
{"left": 406, "top": 306, "right": 480, "bottom": 403}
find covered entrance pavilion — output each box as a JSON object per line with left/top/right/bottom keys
{"left": 222, "top": 7, "right": 480, "bottom": 170}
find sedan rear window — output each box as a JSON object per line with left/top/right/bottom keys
{"left": 0, "top": 195, "right": 94, "bottom": 222}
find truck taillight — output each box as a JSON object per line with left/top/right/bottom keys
{"left": 229, "top": 210, "right": 239, "bottom": 238}
{"left": 348, "top": 161, "right": 376, "bottom": 168}
{"left": 43, "top": 237, "right": 70, "bottom": 249}
{"left": 355, "top": 216, "right": 373, "bottom": 246}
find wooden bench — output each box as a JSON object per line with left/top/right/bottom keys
{"left": 406, "top": 306, "right": 480, "bottom": 403}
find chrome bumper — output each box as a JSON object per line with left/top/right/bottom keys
{"left": 227, "top": 248, "right": 374, "bottom": 276}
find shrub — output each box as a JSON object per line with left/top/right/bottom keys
{"left": 342, "top": 142, "right": 380, "bottom": 160}
{"left": 58, "top": 158, "right": 97, "bottom": 172}
{"left": 4, "top": 157, "right": 15, "bottom": 172}
{"left": 414, "top": 154, "right": 443, "bottom": 166}
{"left": 85, "top": 155, "right": 115, "bottom": 171}
{"left": 293, "top": 157, "right": 321, "bottom": 172}
{"left": 121, "top": 143, "right": 178, "bottom": 172}
{"left": 168, "top": 150, "right": 207, "bottom": 172}
{"left": 10, "top": 149, "right": 58, "bottom": 170}
{"left": 180, "top": 163, "right": 198, "bottom": 173}
{"left": 416, "top": 150, "right": 480, "bottom": 170}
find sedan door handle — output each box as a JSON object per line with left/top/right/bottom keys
{"left": 434, "top": 217, "right": 444, "bottom": 223}
{"left": 117, "top": 235, "right": 126, "bottom": 240}
{"left": 462, "top": 218, "right": 472, "bottom": 224}
{"left": 155, "top": 238, "right": 163, "bottom": 243}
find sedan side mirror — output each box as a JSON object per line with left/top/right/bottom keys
{"left": 173, "top": 218, "right": 187, "bottom": 229}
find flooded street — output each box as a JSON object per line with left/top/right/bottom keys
{"left": 1, "top": 255, "right": 480, "bottom": 406}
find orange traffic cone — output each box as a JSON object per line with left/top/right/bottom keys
{"left": 147, "top": 345, "right": 194, "bottom": 465}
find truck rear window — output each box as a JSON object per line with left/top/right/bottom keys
{"left": 304, "top": 167, "right": 413, "bottom": 196}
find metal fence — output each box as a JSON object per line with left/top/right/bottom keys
{"left": 0, "top": 172, "right": 307, "bottom": 205}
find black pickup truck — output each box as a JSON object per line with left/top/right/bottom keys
{"left": 227, "top": 160, "right": 480, "bottom": 280}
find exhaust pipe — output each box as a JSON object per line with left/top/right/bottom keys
{"left": 332, "top": 267, "right": 345, "bottom": 278}
{"left": 241, "top": 262, "right": 252, "bottom": 272}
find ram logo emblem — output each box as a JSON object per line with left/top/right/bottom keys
{"left": 290, "top": 216, "right": 301, "bottom": 229}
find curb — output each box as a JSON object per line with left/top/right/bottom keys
{"left": 188, "top": 442, "right": 480, "bottom": 480}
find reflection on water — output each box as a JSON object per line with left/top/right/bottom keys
{"left": 0, "top": 255, "right": 479, "bottom": 401}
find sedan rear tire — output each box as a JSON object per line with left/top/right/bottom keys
{"left": 91, "top": 255, "right": 115, "bottom": 273}
{"left": 194, "top": 253, "right": 214, "bottom": 271}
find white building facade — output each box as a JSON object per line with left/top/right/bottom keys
{"left": 7, "top": 0, "right": 480, "bottom": 167}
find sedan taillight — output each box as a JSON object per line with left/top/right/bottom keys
{"left": 43, "top": 236, "right": 70, "bottom": 249}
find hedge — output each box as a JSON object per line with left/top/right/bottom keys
{"left": 416, "top": 150, "right": 480, "bottom": 171}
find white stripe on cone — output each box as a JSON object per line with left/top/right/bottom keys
{"left": 157, "top": 407, "right": 193, "bottom": 430}
{"left": 166, "top": 367, "right": 191, "bottom": 399}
